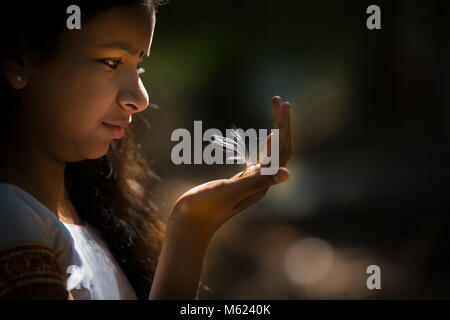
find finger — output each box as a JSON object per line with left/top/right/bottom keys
{"left": 277, "top": 102, "right": 291, "bottom": 163}
{"left": 270, "top": 96, "right": 282, "bottom": 122}
{"left": 281, "top": 103, "right": 293, "bottom": 167}
{"left": 232, "top": 186, "right": 269, "bottom": 214}
{"left": 231, "top": 170, "right": 245, "bottom": 179}
{"left": 277, "top": 102, "right": 290, "bottom": 141}
{"left": 262, "top": 102, "right": 292, "bottom": 167}
{"left": 230, "top": 162, "right": 259, "bottom": 180}
{"left": 260, "top": 128, "right": 291, "bottom": 168}
{"left": 258, "top": 132, "right": 272, "bottom": 165}
{"left": 227, "top": 164, "right": 290, "bottom": 202}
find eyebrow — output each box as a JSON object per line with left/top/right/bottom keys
{"left": 96, "top": 41, "right": 149, "bottom": 58}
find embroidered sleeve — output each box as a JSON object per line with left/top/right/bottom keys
{"left": 0, "top": 241, "right": 65, "bottom": 298}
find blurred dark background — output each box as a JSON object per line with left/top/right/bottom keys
{"left": 134, "top": 0, "right": 450, "bottom": 298}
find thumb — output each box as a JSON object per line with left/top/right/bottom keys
{"left": 272, "top": 167, "right": 290, "bottom": 183}
{"left": 229, "top": 165, "right": 290, "bottom": 202}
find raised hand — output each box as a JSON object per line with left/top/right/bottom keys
{"left": 170, "top": 96, "right": 294, "bottom": 240}
{"left": 151, "top": 96, "right": 294, "bottom": 300}
{"left": 260, "top": 96, "right": 293, "bottom": 168}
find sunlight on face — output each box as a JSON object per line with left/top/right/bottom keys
{"left": 22, "top": 3, "right": 155, "bottom": 162}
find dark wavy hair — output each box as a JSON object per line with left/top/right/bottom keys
{"left": 0, "top": 0, "right": 167, "bottom": 299}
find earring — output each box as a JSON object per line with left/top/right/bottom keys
{"left": 16, "top": 75, "right": 23, "bottom": 82}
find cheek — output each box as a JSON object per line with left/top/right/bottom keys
{"left": 51, "top": 72, "right": 116, "bottom": 133}
{"left": 59, "top": 77, "right": 118, "bottom": 159}
{"left": 28, "top": 70, "right": 117, "bottom": 159}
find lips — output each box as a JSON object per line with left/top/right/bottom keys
{"left": 102, "top": 121, "right": 129, "bottom": 139}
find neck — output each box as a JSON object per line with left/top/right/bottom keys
{"left": 0, "top": 133, "right": 67, "bottom": 216}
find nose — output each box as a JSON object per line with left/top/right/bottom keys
{"left": 117, "top": 76, "right": 149, "bottom": 114}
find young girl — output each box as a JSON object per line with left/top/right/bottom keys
{"left": 0, "top": 0, "right": 292, "bottom": 299}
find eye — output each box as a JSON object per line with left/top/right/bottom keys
{"left": 98, "top": 58, "right": 122, "bottom": 70}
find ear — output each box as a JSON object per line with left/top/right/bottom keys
{"left": 0, "top": 33, "right": 30, "bottom": 90}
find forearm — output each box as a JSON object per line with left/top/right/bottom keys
{"left": 148, "top": 212, "right": 212, "bottom": 300}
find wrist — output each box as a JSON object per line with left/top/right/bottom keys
{"left": 167, "top": 207, "right": 216, "bottom": 246}
{"left": 150, "top": 208, "right": 213, "bottom": 300}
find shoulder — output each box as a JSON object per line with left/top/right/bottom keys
{"left": 0, "top": 183, "right": 51, "bottom": 247}
{"left": 0, "top": 183, "right": 74, "bottom": 260}
{"left": 0, "top": 183, "right": 71, "bottom": 299}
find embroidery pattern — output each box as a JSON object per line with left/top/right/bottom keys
{"left": 0, "top": 241, "right": 65, "bottom": 297}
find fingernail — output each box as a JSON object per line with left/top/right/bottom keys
{"left": 273, "top": 169, "right": 290, "bottom": 183}
{"left": 272, "top": 96, "right": 281, "bottom": 105}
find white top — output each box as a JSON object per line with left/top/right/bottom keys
{"left": 0, "top": 182, "right": 137, "bottom": 300}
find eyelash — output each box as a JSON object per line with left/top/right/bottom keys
{"left": 98, "top": 58, "right": 146, "bottom": 75}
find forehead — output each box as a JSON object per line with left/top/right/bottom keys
{"left": 62, "top": 4, "right": 155, "bottom": 57}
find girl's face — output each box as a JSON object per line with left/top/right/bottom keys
{"left": 15, "top": 4, "right": 154, "bottom": 162}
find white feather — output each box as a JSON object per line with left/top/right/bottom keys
{"left": 209, "top": 125, "right": 267, "bottom": 171}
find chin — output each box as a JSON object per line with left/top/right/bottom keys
{"left": 78, "top": 140, "right": 111, "bottom": 161}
